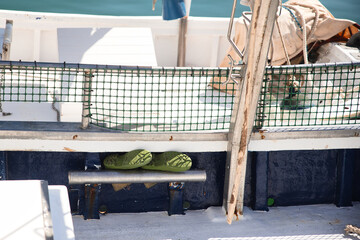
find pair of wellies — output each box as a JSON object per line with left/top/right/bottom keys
{"left": 103, "top": 150, "right": 192, "bottom": 172}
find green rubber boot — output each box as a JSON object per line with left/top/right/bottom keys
{"left": 142, "top": 151, "right": 192, "bottom": 172}
{"left": 103, "top": 149, "right": 152, "bottom": 170}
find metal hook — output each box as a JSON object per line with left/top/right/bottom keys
{"left": 222, "top": 55, "right": 242, "bottom": 85}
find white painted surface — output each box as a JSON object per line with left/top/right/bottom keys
{"left": 316, "top": 42, "right": 360, "bottom": 63}
{"left": 57, "top": 27, "right": 158, "bottom": 122}
{"left": 58, "top": 27, "right": 158, "bottom": 66}
{"left": 60, "top": 103, "right": 82, "bottom": 122}
{"left": 0, "top": 10, "right": 230, "bottom": 124}
{"left": 0, "top": 139, "right": 228, "bottom": 152}
{"left": 72, "top": 203, "right": 360, "bottom": 240}
{"left": 0, "top": 133, "right": 358, "bottom": 152}
{"left": 0, "top": 102, "right": 58, "bottom": 122}
{"left": 0, "top": 180, "right": 52, "bottom": 240}
{"left": 48, "top": 185, "right": 75, "bottom": 240}
{"left": 0, "top": 10, "right": 230, "bottom": 67}
{"left": 248, "top": 136, "right": 360, "bottom": 151}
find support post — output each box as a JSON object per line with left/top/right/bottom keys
{"left": 2, "top": 20, "right": 13, "bottom": 61}
{"left": 177, "top": 0, "right": 190, "bottom": 67}
{"left": 224, "top": 0, "right": 279, "bottom": 224}
{"left": 177, "top": 17, "right": 188, "bottom": 67}
{"left": 81, "top": 71, "right": 93, "bottom": 129}
{"left": 168, "top": 182, "right": 185, "bottom": 215}
{"left": 82, "top": 153, "right": 101, "bottom": 220}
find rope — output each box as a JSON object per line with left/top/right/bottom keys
{"left": 281, "top": 3, "right": 321, "bottom": 91}
{"left": 275, "top": 0, "right": 291, "bottom": 65}
{"left": 276, "top": 20, "right": 291, "bottom": 65}
{"left": 283, "top": 4, "right": 308, "bottom": 64}
{"left": 281, "top": 3, "right": 320, "bottom": 65}
{"left": 291, "top": 2, "right": 320, "bottom": 41}
{"left": 51, "top": 94, "right": 60, "bottom": 122}
{"left": 282, "top": 6, "right": 303, "bottom": 32}
{"left": 274, "top": 3, "right": 320, "bottom": 66}
{"left": 277, "top": 2, "right": 299, "bottom": 87}
{"left": 345, "top": 225, "right": 360, "bottom": 235}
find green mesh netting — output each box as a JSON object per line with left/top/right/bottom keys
{"left": 255, "top": 62, "right": 360, "bottom": 129}
{"left": 89, "top": 67, "right": 236, "bottom": 131}
{"left": 0, "top": 61, "right": 359, "bottom": 132}
{"left": 0, "top": 62, "right": 236, "bottom": 132}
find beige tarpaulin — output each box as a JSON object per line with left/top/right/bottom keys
{"left": 212, "top": 0, "right": 359, "bottom": 93}
{"left": 226, "top": 0, "right": 358, "bottom": 66}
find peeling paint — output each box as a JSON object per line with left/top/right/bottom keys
{"left": 64, "top": 147, "right": 76, "bottom": 152}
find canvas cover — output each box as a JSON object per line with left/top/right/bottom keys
{"left": 212, "top": 0, "right": 359, "bottom": 94}
{"left": 220, "top": 0, "right": 358, "bottom": 68}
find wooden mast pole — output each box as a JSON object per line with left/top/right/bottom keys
{"left": 177, "top": 0, "right": 191, "bottom": 67}
{"left": 225, "top": 0, "right": 279, "bottom": 224}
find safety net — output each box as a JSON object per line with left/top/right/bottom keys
{"left": 255, "top": 62, "right": 360, "bottom": 130}
{"left": 0, "top": 61, "right": 359, "bottom": 132}
{"left": 0, "top": 62, "right": 236, "bottom": 132}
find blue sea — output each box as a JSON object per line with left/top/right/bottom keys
{"left": 0, "top": 0, "right": 359, "bottom": 23}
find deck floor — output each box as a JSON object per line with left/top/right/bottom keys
{"left": 72, "top": 203, "right": 360, "bottom": 240}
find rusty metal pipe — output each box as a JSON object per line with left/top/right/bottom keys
{"left": 68, "top": 170, "right": 206, "bottom": 184}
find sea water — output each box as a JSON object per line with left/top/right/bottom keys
{"left": 0, "top": 0, "right": 359, "bottom": 23}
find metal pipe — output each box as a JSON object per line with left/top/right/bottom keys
{"left": 0, "top": 60, "right": 356, "bottom": 72}
{"left": 2, "top": 20, "right": 13, "bottom": 61}
{"left": 227, "top": 0, "right": 244, "bottom": 59}
{"left": 68, "top": 170, "right": 206, "bottom": 184}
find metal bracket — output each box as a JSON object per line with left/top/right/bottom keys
{"left": 82, "top": 153, "right": 101, "bottom": 220}
{"left": 222, "top": 55, "right": 243, "bottom": 85}
{"left": 168, "top": 182, "right": 185, "bottom": 215}
{"left": 224, "top": 0, "right": 248, "bottom": 86}
{"left": 227, "top": 0, "right": 245, "bottom": 60}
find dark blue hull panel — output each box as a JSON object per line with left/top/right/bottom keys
{"left": 3, "top": 150, "right": 359, "bottom": 213}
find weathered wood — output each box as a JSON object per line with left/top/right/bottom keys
{"left": 81, "top": 70, "right": 93, "bottom": 129}
{"left": 225, "top": 0, "right": 279, "bottom": 224}
{"left": 177, "top": 0, "right": 191, "bottom": 67}
{"left": 177, "top": 17, "right": 188, "bottom": 67}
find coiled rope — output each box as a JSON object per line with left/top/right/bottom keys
{"left": 280, "top": 2, "right": 320, "bottom": 64}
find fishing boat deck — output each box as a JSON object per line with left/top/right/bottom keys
{"left": 0, "top": 11, "right": 359, "bottom": 149}
{"left": 0, "top": 9, "right": 359, "bottom": 237}
{"left": 72, "top": 203, "right": 360, "bottom": 240}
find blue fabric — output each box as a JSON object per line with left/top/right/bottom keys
{"left": 162, "top": 0, "right": 186, "bottom": 21}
